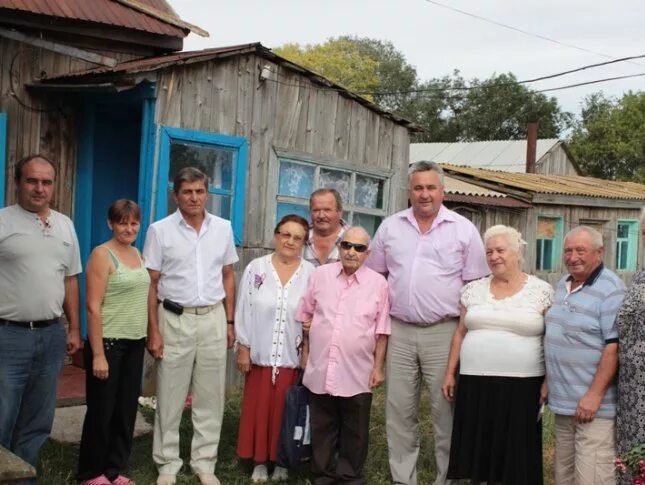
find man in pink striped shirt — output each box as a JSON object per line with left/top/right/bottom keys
{"left": 367, "top": 161, "right": 489, "bottom": 485}
{"left": 297, "top": 226, "right": 391, "bottom": 485}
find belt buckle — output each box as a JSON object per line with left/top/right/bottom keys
{"left": 196, "top": 306, "right": 209, "bottom": 316}
{"left": 29, "top": 321, "right": 35, "bottom": 330}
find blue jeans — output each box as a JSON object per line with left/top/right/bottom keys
{"left": 0, "top": 321, "right": 66, "bottom": 468}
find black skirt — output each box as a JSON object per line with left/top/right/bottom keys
{"left": 447, "top": 374, "right": 544, "bottom": 485}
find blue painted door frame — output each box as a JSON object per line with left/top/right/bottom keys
{"left": 74, "top": 82, "right": 157, "bottom": 337}
{"left": 0, "top": 112, "right": 6, "bottom": 207}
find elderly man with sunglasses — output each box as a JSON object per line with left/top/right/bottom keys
{"left": 297, "top": 226, "right": 390, "bottom": 485}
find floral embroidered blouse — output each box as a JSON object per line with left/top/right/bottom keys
{"left": 235, "top": 254, "right": 314, "bottom": 382}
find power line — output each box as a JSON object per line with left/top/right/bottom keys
{"left": 537, "top": 72, "right": 645, "bottom": 93}
{"left": 263, "top": 52, "right": 645, "bottom": 98}
{"left": 421, "top": 0, "right": 645, "bottom": 68}
{"left": 358, "top": 53, "right": 645, "bottom": 96}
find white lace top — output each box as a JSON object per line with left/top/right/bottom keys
{"left": 459, "top": 274, "right": 554, "bottom": 377}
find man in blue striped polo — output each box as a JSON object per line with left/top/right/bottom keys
{"left": 545, "top": 225, "right": 625, "bottom": 485}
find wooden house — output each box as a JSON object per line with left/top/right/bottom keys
{"left": 442, "top": 164, "right": 645, "bottom": 286}
{"left": 1, "top": 3, "right": 415, "bottom": 389}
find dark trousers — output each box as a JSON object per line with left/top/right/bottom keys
{"left": 309, "top": 391, "right": 372, "bottom": 485}
{"left": 77, "top": 338, "right": 145, "bottom": 481}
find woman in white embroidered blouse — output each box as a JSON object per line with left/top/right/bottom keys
{"left": 235, "top": 214, "right": 314, "bottom": 483}
{"left": 442, "top": 225, "right": 554, "bottom": 485}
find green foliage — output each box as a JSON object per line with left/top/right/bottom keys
{"left": 569, "top": 91, "right": 645, "bottom": 181}
{"left": 274, "top": 39, "right": 380, "bottom": 101}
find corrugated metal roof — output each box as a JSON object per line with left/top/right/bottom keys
{"left": 0, "top": 0, "right": 187, "bottom": 38}
{"left": 444, "top": 176, "right": 507, "bottom": 197}
{"left": 444, "top": 192, "right": 532, "bottom": 208}
{"left": 38, "top": 43, "right": 418, "bottom": 130}
{"left": 411, "top": 139, "right": 561, "bottom": 172}
{"left": 443, "top": 165, "right": 645, "bottom": 201}
{"left": 43, "top": 43, "right": 258, "bottom": 79}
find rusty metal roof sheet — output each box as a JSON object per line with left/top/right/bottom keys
{"left": 38, "top": 43, "right": 419, "bottom": 130}
{"left": 0, "top": 0, "right": 187, "bottom": 38}
{"left": 444, "top": 176, "right": 507, "bottom": 197}
{"left": 443, "top": 165, "right": 645, "bottom": 201}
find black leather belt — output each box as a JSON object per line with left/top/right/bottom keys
{"left": 0, "top": 318, "right": 60, "bottom": 329}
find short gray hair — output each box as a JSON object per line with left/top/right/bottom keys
{"left": 341, "top": 226, "right": 371, "bottom": 246}
{"left": 408, "top": 160, "right": 444, "bottom": 186}
{"left": 565, "top": 225, "right": 604, "bottom": 249}
{"left": 483, "top": 225, "right": 526, "bottom": 264}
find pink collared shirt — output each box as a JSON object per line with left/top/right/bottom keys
{"left": 367, "top": 205, "right": 489, "bottom": 323}
{"left": 296, "top": 262, "right": 391, "bottom": 397}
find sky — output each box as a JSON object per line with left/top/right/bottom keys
{"left": 171, "top": 0, "right": 645, "bottom": 117}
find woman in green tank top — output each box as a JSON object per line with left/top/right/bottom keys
{"left": 77, "top": 200, "right": 150, "bottom": 485}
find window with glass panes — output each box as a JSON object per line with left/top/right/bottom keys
{"left": 616, "top": 220, "right": 638, "bottom": 271}
{"left": 276, "top": 158, "right": 389, "bottom": 236}
{"left": 536, "top": 216, "right": 563, "bottom": 271}
{"left": 157, "top": 127, "right": 247, "bottom": 244}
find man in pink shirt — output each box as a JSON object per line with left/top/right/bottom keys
{"left": 297, "top": 226, "right": 390, "bottom": 485}
{"left": 367, "top": 161, "right": 489, "bottom": 485}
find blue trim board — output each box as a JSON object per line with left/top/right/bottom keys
{"left": 137, "top": 94, "right": 157, "bottom": 250}
{"left": 156, "top": 126, "right": 248, "bottom": 245}
{"left": 0, "top": 113, "right": 6, "bottom": 207}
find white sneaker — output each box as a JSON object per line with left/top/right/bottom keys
{"left": 251, "top": 464, "right": 269, "bottom": 483}
{"left": 271, "top": 466, "right": 288, "bottom": 481}
{"left": 197, "top": 473, "right": 221, "bottom": 485}
{"left": 156, "top": 474, "right": 176, "bottom": 485}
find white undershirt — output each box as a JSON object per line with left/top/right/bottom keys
{"left": 459, "top": 275, "right": 554, "bottom": 377}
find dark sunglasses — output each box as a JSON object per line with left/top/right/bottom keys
{"left": 339, "top": 241, "right": 368, "bottom": 253}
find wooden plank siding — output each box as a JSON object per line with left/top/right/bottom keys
{"left": 538, "top": 144, "right": 579, "bottom": 176}
{"left": 447, "top": 201, "right": 644, "bottom": 288}
{"left": 0, "top": 37, "right": 143, "bottom": 212}
{"left": 152, "top": 52, "right": 411, "bottom": 390}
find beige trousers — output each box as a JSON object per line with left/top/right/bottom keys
{"left": 386, "top": 318, "right": 457, "bottom": 485}
{"left": 554, "top": 414, "right": 616, "bottom": 485}
{"left": 152, "top": 302, "right": 227, "bottom": 475}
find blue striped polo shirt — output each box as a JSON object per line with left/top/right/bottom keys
{"left": 544, "top": 264, "right": 625, "bottom": 418}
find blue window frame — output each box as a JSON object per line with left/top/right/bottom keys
{"left": 0, "top": 112, "right": 6, "bottom": 207}
{"left": 616, "top": 220, "right": 639, "bottom": 271}
{"left": 536, "top": 216, "right": 563, "bottom": 272}
{"left": 157, "top": 127, "right": 247, "bottom": 245}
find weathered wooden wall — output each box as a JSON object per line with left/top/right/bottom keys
{"left": 154, "top": 53, "right": 411, "bottom": 389}
{"left": 449, "top": 201, "right": 643, "bottom": 287}
{"left": 0, "top": 37, "right": 140, "bottom": 214}
{"left": 537, "top": 144, "right": 578, "bottom": 176}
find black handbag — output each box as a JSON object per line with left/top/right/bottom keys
{"left": 276, "top": 370, "right": 311, "bottom": 468}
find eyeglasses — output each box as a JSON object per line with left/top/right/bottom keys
{"left": 339, "top": 241, "right": 368, "bottom": 253}
{"left": 277, "top": 231, "right": 305, "bottom": 243}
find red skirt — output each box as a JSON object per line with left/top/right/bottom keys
{"left": 237, "top": 365, "right": 299, "bottom": 463}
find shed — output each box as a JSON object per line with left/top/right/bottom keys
{"left": 441, "top": 164, "right": 645, "bottom": 286}
{"left": 411, "top": 139, "right": 581, "bottom": 175}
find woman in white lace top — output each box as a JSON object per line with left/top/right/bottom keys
{"left": 235, "top": 214, "right": 315, "bottom": 483}
{"left": 442, "top": 224, "right": 554, "bottom": 485}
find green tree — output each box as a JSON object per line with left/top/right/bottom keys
{"left": 569, "top": 91, "right": 645, "bottom": 180}
{"left": 274, "top": 38, "right": 572, "bottom": 142}
{"left": 273, "top": 39, "right": 380, "bottom": 101}
{"left": 412, "top": 72, "right": 573, "bottom": 142}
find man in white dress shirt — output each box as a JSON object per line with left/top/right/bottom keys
{"left": 143, "top": 167, "right": 238, "bottom": 485}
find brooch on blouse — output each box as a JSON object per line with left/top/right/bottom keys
{"left": 253, "top": 273, "right": 266, "bottom": 290}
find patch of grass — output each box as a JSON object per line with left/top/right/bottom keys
{"left": 39, "top": 387, "right": 555, "bottom": 484}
